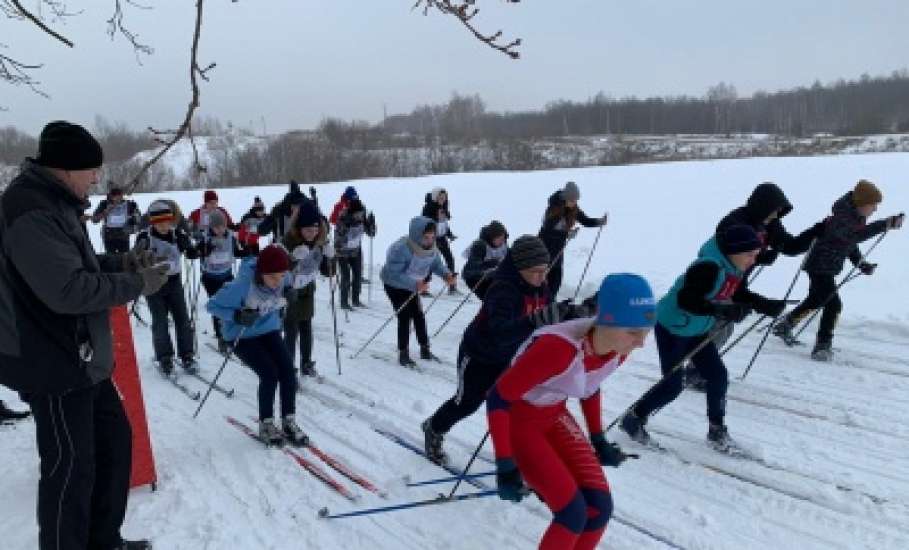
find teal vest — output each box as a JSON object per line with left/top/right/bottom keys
{"left": 656, "top": 237, "right": 744, "bottom": 337}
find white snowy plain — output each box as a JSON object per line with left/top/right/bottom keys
{"left": 2, "top": 152, "right": 908, "bottom": 549}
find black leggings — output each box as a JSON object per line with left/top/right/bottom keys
{"left": 235, "top": 330, "right": 297, "bottom": 420}
{"left": 384, "top": 284, "right": 428, "bottom": 351}
{"left": 787, "top": 273, "right": 840, "bottom": 344}
{"left": 429, "top": 346, "right": 505, "bottom": 434}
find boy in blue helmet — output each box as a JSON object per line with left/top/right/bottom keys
{"left": 619, "top": 225, "right": 787, "bottom": 452}
{"left": 486, "top": 273, "right": 655, "bottom": 550}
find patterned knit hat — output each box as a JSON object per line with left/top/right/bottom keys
{"left": 147, "top": 200, "right": 175, "bottom": 225}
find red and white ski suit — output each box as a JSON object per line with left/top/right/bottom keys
{"left": 487, "top": 318, "right": 625, "bottom": 550}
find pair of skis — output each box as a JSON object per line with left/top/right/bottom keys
{"left": 226, "top": 416, "right": 385, "bottom": 503}
{"left": 156, "top": 362, "right": 235, "bottom": 401}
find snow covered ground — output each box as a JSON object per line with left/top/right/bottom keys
{"left": 2, "top": 153, "right": 908, "bottom": 549}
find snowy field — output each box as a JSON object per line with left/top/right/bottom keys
{"left": 2, "top": 153, "right": 908, "bottom": 549}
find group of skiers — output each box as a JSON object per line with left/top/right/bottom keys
{"left": 1, "top": 120, "right": 905, "bottom": 550}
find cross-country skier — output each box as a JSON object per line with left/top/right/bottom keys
{"left": 188, "top": 189, "right": 236, "bottom": 236}
{"left": 259, "top": 181, "right": 318, "bottom": 245}
{"left": 538, "top": 181, "right": 606, "bottom": 297}
{"left": 90, "top": 186, "right": 140, "bottom": 253}
{"left": 206, "top": 244, "right": 309, "bottom": 446}
{"left": 421, "top": 187, "right": 459, "bottom": 295}
{"left": 334, "top": 196, "right": 376, "bottom": 310}
{"left": 619, "top": 225, "right": 787, "bottom": 452}
{"left": 197, "top": 209, "right": 253, "bottom": 352}
{"left": 460, "top": 220, "right": 508, "bottom": 300}
{"left": 487, "top": 273, "right": 656, "bottom": 550}
{"left": 686, "top": 182, "right": 822, "bottom": 390}
{"left": 329, "top": 185, "right": 358, "bottom": 224}
{"left": 773, "top": 180, "right": 904, "bottom": 361}
{"left": 380, "top": 216, "right": 456, "bottom": 366}
{"left": 422, "top": 235, "right": 587, "bottom": 465}
{"left": 283, "top": 201, "right": 335, "bottom": 378}
{"left": 238, "top": 195, "right": 267, "bottom": 251}
{"left": 136, "top": 200, "right": 201, "bottom": 375}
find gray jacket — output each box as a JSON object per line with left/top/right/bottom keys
{"left": 0, "top": 160, "right": 144, "bottom": 395}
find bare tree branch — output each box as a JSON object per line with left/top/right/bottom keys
{"left": 8, "top": 0, "right": 75, "bottom": 47}
{"left": 106, "top": 0, "right": 154, "bottom": 63}
{"left": 0, "top": 46, "right": 48, "bottom": 97}
{"left": 414, "top": 0, "right": 521, "bottom": 59}
{"left": 126, "top": 0, "right": 208, "bottom": 194}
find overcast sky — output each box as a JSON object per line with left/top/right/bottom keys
{"left": 3, "top": 0, "right": 908, "bottom": 136}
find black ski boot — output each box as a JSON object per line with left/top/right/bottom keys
{"left": 217, "top": 338, "right": 229, "bottom": 355}
{"left": 811, "top": 340, "right": 834, "bottom": 362}
{"left": 282, "top": 414, "right": 310, "bottom": 447}
{"left": 399, "top": 349, "right": 417, "bottom": 368}
{"left": 112, "top": 539, "right": 152, "bottom": 550}
{"left": 340, "top": 302, "right": 354, "bottom": 312}
{"left": 707, "top": 423, "right": 735, "bottom": 453}
{"left": 619, "top": 411, "right": 653, "bottom": 446}
{"left": 300, "top": 361, "right": 318, "bottom": 378}
{"left": 0, "top": 400, "right": 30, "bottom": 422}
{"left": 420, "top": 345, "right": 440, "bottom": 362}
{"left": 772, "top": 317, "right": 799, "bottom": 346}
{"left": 180, "top": 355, "right": 199, "bottom": 374}
{"left": 352, "top": 298, "right": 366, "bottom": 308}
{"left": 157, "top": 357, "right": 175, "bottom": 376}
{"left": 421, "top": 418, "right": 449, "bottom": 466}
{"left": 258, "top": 418, "right": 285, "bottom": 447}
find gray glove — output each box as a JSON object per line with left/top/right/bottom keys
{"left": 139, "top": 263, "right": 170, "bottom": 296}
{"left": 123, "top": 240, "right": 157, "bottom": 273}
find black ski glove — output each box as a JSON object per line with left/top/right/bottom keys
{"left": 591, "top": 433, "right": 627, "bottom": 467}
{"left": 858, "top": 261, "right": 877, "bottom": 276}
{"left": 495, "top": 459, "right": 528, "bottom": 503}
{"left": 713, "top": 303, "right": 751, "bottom": 323}
{"left": 756, "top": 248, "right": 779, "bottom": 266}
{"left": 886, "top": 213, "right": 905, "bottom": 230}
{"left": 233, "top": 308, "right": 260, "bottom": 327}
{"left": 752, "top": 296, "right": 787, "bottom": 318}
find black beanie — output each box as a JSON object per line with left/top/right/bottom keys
{"left": 718, "top": 224, "right": 762, "bottom": 256}
{"left": 35, "top": 121, "right": 103, "bottom": 170}
{"left": 295, "top": 201, "right": 321, "bottom": 228}
{"left": 510, "top": 235, "right": 550, "bottom": 270}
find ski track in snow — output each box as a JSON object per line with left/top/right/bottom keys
{"left": 2, "top": 154, "right": 909, "bottom": 549}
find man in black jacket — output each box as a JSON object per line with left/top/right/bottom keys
{"left": 421, "top": 236, "right": 586, "bottom": 465}
{"left": 538, "top": 181, "right": 606, "bottom": 297}
{"left": 0, "top": 121, "right": 167, "bottom": 550}
{"left": 461, "top": 220, "right": 508, "bottom": 300}
{"left": 773, "top": 180, "right": 903, "bottom": 361}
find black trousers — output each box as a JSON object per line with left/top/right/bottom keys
{"left": 235, "top": 331, "right": 297, "bottom": 420}
{"left": 633, "top": 323, "right": 728, "bottom": 426}
{"left": 338, "top": 253, "right": 363, "bottom": 306}
{"left": 102, "top": 229, "right": 130, "bottom": 255}
{"left": 147, "top": 275, "right": 194, "bottom": 361}
{"left": 201, "top": 271, "right": 233, "bottom": 340}
{"left": 787, "top": 272, "right": 840, "bottom": 345}
{"left": 429, "top": 346, "right": 505, "bottom": 434}
{"left": 384, "top": 284, "right": 428, "bottom": 351}
{"left": 29, "top": 379, "right": 132, "bottom": 550}
{"left": 284, "top": 318, "right": 313, "bottom": 367}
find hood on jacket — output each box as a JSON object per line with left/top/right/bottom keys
{"left": 746, "top": 182, "right": 792, "bottom": 223}
{"left": 408, "top": 216, "right": 436, "bottom": 244}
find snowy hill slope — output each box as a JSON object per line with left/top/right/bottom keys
{"left": 1, "top": 153, "right": 908, "bottom": 549}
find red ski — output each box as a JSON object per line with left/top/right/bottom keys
{"left": 226, "top": 416, "right": 358, "bottom": 502}
{"left": 245, "top": 416, "right": 386, "bottom": 498}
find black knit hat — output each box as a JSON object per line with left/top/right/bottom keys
{"left": 717, "top": 224, "right": 762, "bottom": 256}
{"left": 511, "top": 235, "right": 550, "bottom": 270}
{"left": 35, "top": 121, "right": 103, "bottom": 170}
{"left": 295, "top": 201, "right": 321, "bottom": 228}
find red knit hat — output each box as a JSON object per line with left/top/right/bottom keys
{"left": 256, "top": 244, "right": 290, "bottom": 275}
{"left": 204, "top": 189, "right": 218, "bottom": 203}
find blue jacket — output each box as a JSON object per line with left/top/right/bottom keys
{"left": 206, "top": 257, "right": 288, "bottom": 341}
{"left": 657, "top": 237, "right": 745, "bottom": 337}
{"left": 380, "top": 216, "right": 449, "bottom": 291}
{"left": 461, "top": 251, "right": 551, "bottom": 365}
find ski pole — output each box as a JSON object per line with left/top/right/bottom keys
{"left": 447, "top": 432, "right": 489, "bottom": 499}
{"left": 739, "top": 240, "right": 815, "bottom": 380}
{"left": 318, "top": 489, "right": 498, "bottom": 520}
{"left": 430, "top": 271, "right": 490, "bottom": 340}
{"left": 747, "top": 264, "right": 765, "bottom": 286}
{"left": 328, "top": 273, "right": 343, "bottom": 375}
{"left": 792, "top": 231, "right": 888, "bottom": 340}
{"left": 606, "top": 322, "right": 730, "bottom": 433}
{"left": 350, "top": 291, "right": 418, "bottom": 359}
{"left": 572, "top": 223, "right": 605, "bottom": 301}
{"left": 368, "top": 236, "right": 374, "bottom": 305}
{"left": 407, "top": 470, "right": 496, "bottom": 488}
{"left": 421, "top": 284, "right": 448, "bottom": 317}
{"left": 193, "top": 327, "right": 245, "bottom": 419}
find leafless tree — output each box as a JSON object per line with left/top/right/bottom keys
{"left": 3, "top": 0, "right": 522, "bottom": 191}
